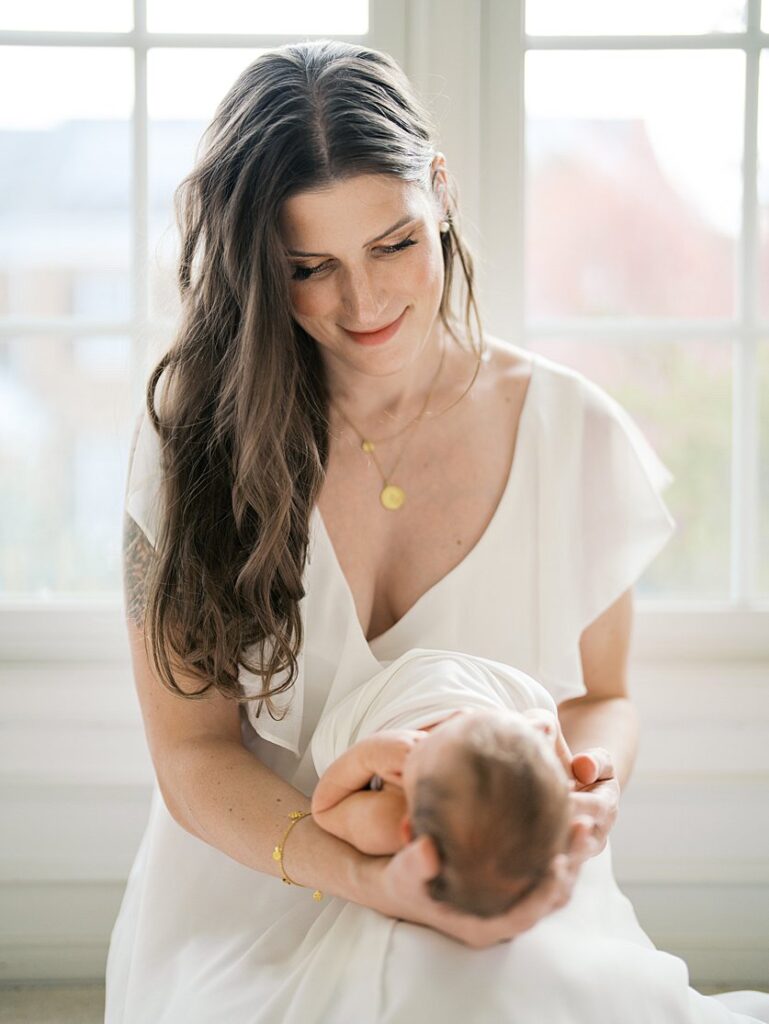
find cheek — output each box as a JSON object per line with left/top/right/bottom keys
{"left": 410, "top": 241, "right": 444, "bottom": 295}
{"left": 289, "top": 286, "right": 330, "bottom": 319}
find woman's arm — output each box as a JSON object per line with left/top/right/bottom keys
{"left": 558, "top": 586, "right": 637, "bottom": 855}
{"left": 123, "top": 514, "right": 369, "bottom": 899}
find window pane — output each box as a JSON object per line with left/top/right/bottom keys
{"left": 0, "top": 0, "right": 132, "bottom": 31}
{"left": 526, "top": 339, "right": 732, "bottom": 599}
{"left": 148, "top": 48, "right": 265, "bottom": 322}
{"left": 147, "top": 0, "right": 368, "bottom": 34}
{"left": 525, "top": 50, "right": 744, "bottom": 319}
{"left": 0, "top": 335, "right": 134, "bottom": 595}
{"left": 526, "top": 0, "right": 746, "bottom": 35}
{"left": 0, "top": 48, "right": 132, "bottom": 319}
{"left": 759, "top": 341, "right": 769, "bottom": 596}
{"left": 759, "top": 53, "right": 769, "bottom": 321}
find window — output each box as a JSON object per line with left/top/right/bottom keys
{"left": 1, "top": 0, "right": 765, "bottom": 626}
{"left": 0, "top": 0, "right": 377, "bottom": 598}
{"left": 521, "top": 0, "right": 769, "bottom": 602}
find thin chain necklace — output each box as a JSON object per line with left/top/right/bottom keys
{"left": 332, "top": 343, "right": 447, "bottom": 511}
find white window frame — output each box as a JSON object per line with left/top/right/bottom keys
{"left": 1, "top": 0, "right": 767, "bottom": 663}
{"left": 517, "top": 0, "right": 767, "bottom": 605}
{"left": 470, "top": 0, "right": 769, "bottom": 659}
{"left": 0, "top": 0, "right": 406, "bottom": 659}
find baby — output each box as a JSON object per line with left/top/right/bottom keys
{"left": 310, "top": 651, "right": 573, "bottom": 919}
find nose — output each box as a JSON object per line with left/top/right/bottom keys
{"left": 339, "top": 264, "right": 390, "bottom": 327}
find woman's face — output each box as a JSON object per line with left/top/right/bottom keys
{"left": 278, "top": 162, "right": 449, "bottom": 379}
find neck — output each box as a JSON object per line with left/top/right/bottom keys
{"left": 324, "top": 322, "right": 459, "bottom": 433}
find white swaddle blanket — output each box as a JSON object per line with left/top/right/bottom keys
{"left": 311, "top": 647, "right": 556, "bottom": 777}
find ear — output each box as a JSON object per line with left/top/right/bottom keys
{"left": 411, "top": 833, "right": 442, "bottom": 881}
{"left": 431, "top": 151, "right": 447, "bottom": 179}
{"left": 523, "top": 707, "right": 557, "bottom": 735}
{"left": 430, "top": 152, "right": 450, "bottom": 213}
{"left": 399, "top": 814, "right": 412, "bottom": 846}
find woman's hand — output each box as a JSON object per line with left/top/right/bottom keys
{"left": 357, "top": 820, "right": 595, "bottom": 950}
{"left": 523, "top": 709, "right": 616, "bottom": 862}
{"left": 568, "top": 747, "right": 620, "bottom": 859}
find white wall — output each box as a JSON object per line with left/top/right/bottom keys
{"left": 612, "top": 620, "right": 769, "bottom": 986}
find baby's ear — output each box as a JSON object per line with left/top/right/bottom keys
{"left": 411, "top": 833, "right": 441, "bottom": 880}
{"left": 399, "top": 815, "right": 412, "bottom": 846}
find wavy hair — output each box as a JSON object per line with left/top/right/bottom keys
{"left": 141, "top": 39, "right": 485, "bottom": 718}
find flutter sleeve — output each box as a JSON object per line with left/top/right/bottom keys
{"left": 123, "top": 403, "right": 307, "bottom": 757}
{"left": 532, "top": 360, "right": 676, "bottom": 703}
{"left": 124, "top": 409, "right": 164, "bottom": 550}
{"left": 577, "top": 373, "right": 676, "bottom": 631}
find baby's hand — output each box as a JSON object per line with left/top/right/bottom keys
{"left": 367, "top": 729, "right": 428, "bottom": 786}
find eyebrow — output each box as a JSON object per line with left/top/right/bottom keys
{"left": 287, "top": 214, "right": 417, "bottom": 258}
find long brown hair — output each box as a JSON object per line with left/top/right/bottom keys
{"left": 142, "top": 39, "right": 485, "bottom": 717}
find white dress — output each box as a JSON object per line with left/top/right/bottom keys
{"left": 105, "top": 351, "right": 769, "bottom": 1024}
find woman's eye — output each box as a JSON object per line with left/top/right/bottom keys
{"left": 290, "top": 235, "right": 418, "bottom": 282}
{"left": 291, "top": 264, "right": 324, "bottom": 282}
{"left": 379, "top": 235, "right": 418, "bottom": 256}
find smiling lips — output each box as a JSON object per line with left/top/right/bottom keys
{"left": 342, "top": 308, "right": 408, "bottom": 346}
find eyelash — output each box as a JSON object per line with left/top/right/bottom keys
{"left": 290, "top": 235, "right": 419, "bottom": 282}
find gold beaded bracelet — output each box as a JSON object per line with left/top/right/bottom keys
{"left": 272, "top": 810, "right": 324, "bottom": 901}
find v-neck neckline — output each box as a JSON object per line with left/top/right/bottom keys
{"left": 312, "top": 353, "right": 541, "bottom": 663}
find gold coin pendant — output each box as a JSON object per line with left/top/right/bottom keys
{"left": 380, "top": 484, "right": 406, "bottom": 510}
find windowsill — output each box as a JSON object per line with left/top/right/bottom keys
{"left": 0, "top": 599, "right": 767, "bottom": 662}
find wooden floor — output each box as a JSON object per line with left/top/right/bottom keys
{"left": 0, "top": 985, "right": 104, "bottom": 1024}
{"left": 0, "top": 981, "right": 739, "bottom": 1023}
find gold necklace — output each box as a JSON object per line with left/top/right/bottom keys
{"left": 332, "top": 344, "right": 447, "bottom": 511}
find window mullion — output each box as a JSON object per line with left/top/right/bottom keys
{"left": 732, "top": 0, "right": 762, "bottom": 603}
{"left": 131, "top": 0, "right": 149, "bottom": 414}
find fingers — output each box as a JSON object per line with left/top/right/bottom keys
{"left": 567, "top": 814, "right": 604, "bottom": 863}
{"left": 513, "top": 854, "right": 577, "bottom": 927}
{"left": 570, "top": 779, "right": 619, "bottom": 825}
{"left": 569, "top": 779, "right": 620, "bottom": 858}
{"left": 401, "top": 844, "right": 582, "bottom": 949}
{"left": 490, "top": 853, "right": 578, "bottom": 941}
{"left": 571, "top": 747, "right": 615, "bottom": 786}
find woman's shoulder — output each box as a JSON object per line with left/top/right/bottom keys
{"left": 482, "top": 334, "right": 610, "bottom": 415}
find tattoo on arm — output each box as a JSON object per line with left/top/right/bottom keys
{"left": 122, "top": 412, "right": 156, "bottom": 628}
{"left": 123, "top": 513, "right": 155, "bottom": 627}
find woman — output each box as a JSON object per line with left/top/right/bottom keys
{"left": 105, "top": 39, "right": 769, "bottom": 1023}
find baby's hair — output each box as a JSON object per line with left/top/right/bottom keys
{"left": 410, "top": 713, "right": 571, "bottom": 918}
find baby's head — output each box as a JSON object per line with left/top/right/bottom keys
{"left": 401, "top": 708, "right": 572, "bottom": 918}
